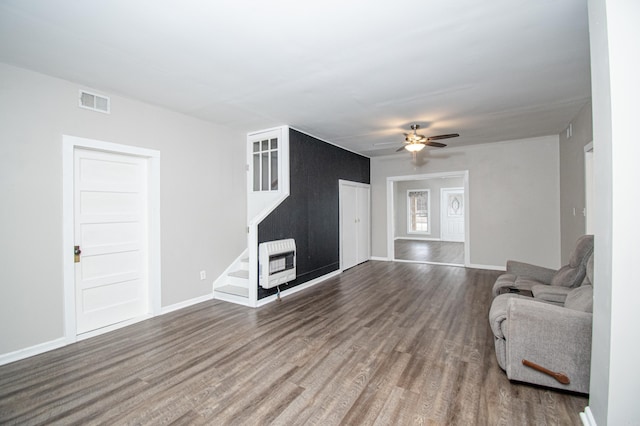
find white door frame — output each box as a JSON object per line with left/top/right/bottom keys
{"left": 386, "top": 171, "right": 470, "bottom": 266}
{"left": 584, "top": 141, "right": 594, "bottom": 234}
{"left": 62, "top": 135, "right": 161, "bottom": 343}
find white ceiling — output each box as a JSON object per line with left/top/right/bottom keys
{"left": 0, "top": 0, "right": 591, "bottom": 157}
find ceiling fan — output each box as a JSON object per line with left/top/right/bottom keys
{"left": 397, "top": 124, "right": 459, "bottom": 152}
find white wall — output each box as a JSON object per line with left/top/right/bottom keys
{"left": 0, "top": 63, "right": 247, "bottom": 356}
{"left": 394, "top": 177, "right": 464, "bottom": 239}
{"left": 371, "top": 136, "right": 561, "bottom": 269}
{"left": 587, "top": 0, "right": 640, "bottom": 424}
{"left": 559, "top": 100, "right": 593, "bottom": 263}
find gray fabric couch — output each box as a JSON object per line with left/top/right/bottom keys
{"left": 492, "top": 234, "right": 594, "bottom": 303}
{"left": 488, "top": 253, "right": 594, "bottom": 394}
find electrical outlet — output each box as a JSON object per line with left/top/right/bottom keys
{"left": 200, "top": 270, "right": 206, "bottom": 280}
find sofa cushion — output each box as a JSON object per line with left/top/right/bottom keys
{"left": 564, "top": 285, "right": 593, "bottom": 313}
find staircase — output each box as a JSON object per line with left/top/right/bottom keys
{"left": 213, "top": 251, "right": 251, "bottom": 305}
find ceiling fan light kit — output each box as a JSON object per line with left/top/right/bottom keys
{"left": 405, "top": 143, "right": 425, "bottom": 152}
{"left": 397, "top": 124, "right": 460, "bottom": 153}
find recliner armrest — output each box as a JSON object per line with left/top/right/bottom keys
{"left": 504, "top": 297, "right": 592, "bottom": 393}
{"left": 506, "top": 260, "right": 557, "bottom": 284}
{"left": 531, "top": 284, "right": 572, "bottom": 304}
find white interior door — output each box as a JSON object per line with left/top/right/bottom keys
{"left": 441, "top": 188, "right": 465, "bottom": 242}
{"left": 74, "top": 148, "right": 149, "bottom": 334}
{"left": 341, "top": 184, "right": 358, "bottom": 270}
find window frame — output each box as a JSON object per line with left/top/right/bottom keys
{"left": 251, "top": 136, "right": 279, "bottom": 192}
{"left": 406, "top": 189, "right": 431, "bottom": 235}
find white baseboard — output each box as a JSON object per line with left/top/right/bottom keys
{"left": 393, "top": 259, "right": 465, "bottom": 267}
{"left": 467, "top": 263, "right": 506, "bottom": 271}
{"left": 395, "top": 236, "right": 442, "bottom": 241}
{"left": 0, "top": 337, "right": 67, "bottom": 367}
{"left": 161, "top": 293, "right": 214, "bottom": 315}
{"left": 213, "top": 291, "right": 253, "bottom": 307}
{"left": 580, "top": 407, "right": 597, "bottom": 426}
{"left": 76, "top": 314, "right": 154, "bottom": 342}
{"left": 256, "top": 270, "right": 341, "bottom": 307}
{"left": 370, "top": 256, "right": 390, "bottom": 261}
{"left": 371, "top": 257, "right": 502, "bottom": 271}
{"left": 373, "top": 256, "right": 504, "bottom": 272}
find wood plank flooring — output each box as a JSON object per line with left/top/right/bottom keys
{"left": 0, "top": 261, "right": 587, "bottom": 425}
{"left": 395, "top": 240, "right": 465, "bottom": 264}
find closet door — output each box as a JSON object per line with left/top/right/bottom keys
{"left": 340, "top": 180, "right": 371, "bottom": 270}
{"left": 356, "top": 186, "right": 370, "bottom": 264}
{"left": 341, "top": 184, "right": 359, "bottom": 270}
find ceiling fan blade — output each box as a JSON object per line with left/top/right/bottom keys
{"left": 426, "top": 133, "right": 459, "bottom": 141}
{"left": 396, "top": 146, "right": 407, "bottom": 152}
{"left": 425, "top": 141, "right": 447, "bottom": 148}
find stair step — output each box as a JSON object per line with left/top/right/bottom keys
{"left": 215, "top": 285, "right": 249, "bottom": 298}
{"left": 237, "top": 258, "right": 250, "bottom": 271}
{"left": 228, "top": 270, "right": 249, "bottom": 279}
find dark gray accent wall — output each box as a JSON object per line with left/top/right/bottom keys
{"left": 257, "top": 129, "right": 370, "bottom": 299}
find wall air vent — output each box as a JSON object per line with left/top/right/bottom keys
{"left": 78, "top": 90, "right": 110, "bottom": 114}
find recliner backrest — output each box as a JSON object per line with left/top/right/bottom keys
{"left": 550, "top": 235, "right": 594, "bottom": 288}
{"left": 566, "top": 252, "right": 595, "bottom": 312}
{"left": 565, "top": 285, "right": 593, "bottom": 313}
{"left": 582, "top": 253, "right": 594, "bottom": 286}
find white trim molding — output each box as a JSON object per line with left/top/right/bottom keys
{"left": 161, "top": 293, "right": 215, "bottom": 315}
{"left": 76, "top": 314, "right": 153, "bottom": 342}
{"left": 467, "top": 263, "right": 506, "bottom": 271}
{"left": 370, "top": 256, "right": 390, "bottom": 261}
{"left": 0, "top": 337, "right": 67, "bottom": 367}
{"left": 394, "top": 259, "right": 465, "bottom": 268}
{"left": 580, "top": 407, "right": 597, "bottom": 426}
{"left": 394, "top": 236, "right": 442, "bottom": 242}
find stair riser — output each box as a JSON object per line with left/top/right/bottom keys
{"left": 225, "top": 276, "right": 249, "bottom": 287}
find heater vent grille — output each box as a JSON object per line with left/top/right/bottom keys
{"left": 79, "top": 90, "right": 110, "bottom": 114}
{"left": 259, "top": 239, "right": 296, "bottom": 289}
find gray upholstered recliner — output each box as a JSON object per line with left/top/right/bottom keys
{"left": 492, "top": 234, "right": 594, "bottom": 303}
{"left": 488, "top": 253, "right": 594, "bottom": 394}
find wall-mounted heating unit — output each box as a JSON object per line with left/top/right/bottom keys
{"left": 259, "top": 239, "right": 296, "bottom": 289}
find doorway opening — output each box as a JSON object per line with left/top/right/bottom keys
{"left": 387, "top": 171, "right": 470, "bottom": 267}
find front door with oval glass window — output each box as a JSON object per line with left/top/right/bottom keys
{"left": 441, "top": 188, "right": 465, "bottom": 242}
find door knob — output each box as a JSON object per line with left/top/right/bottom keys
{"left": 74, "top": 246, "right": 81, "bottom": 263}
